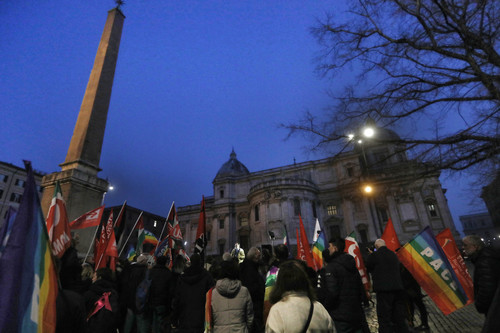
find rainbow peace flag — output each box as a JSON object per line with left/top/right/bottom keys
{"left": 397, "top": 226, "right": 468, "bottom": 315}
{"left": 0, "top": 161, "right": 58, "bottom": 332}
{"left": 143, "top": 230, "right": 158, "bottom": 246}
{"left": 312, "top": 231, "right": 326, "bottom": 270}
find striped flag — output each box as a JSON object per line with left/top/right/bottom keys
{"left": 345, "top": 231, "right": 371, "bottom": 292}
{"left": 397, "top": 226, "right": 469, "bottom": 315}
{"left": 143, "top": 230, "right": 158, "bottom": 246}
{"left": 311, "top": 219, "right": 325, "bottom": 270}
{"left": 0, "top": 161, "right": 57, "bottom": 332}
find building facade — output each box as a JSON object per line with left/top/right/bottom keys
{"left": 178, "top": 126, "right": 459, "bottom": 256}
{"left": 0, "top": 161, "right": 44, "bottom": 227}
{"left": 460, "top": 212, "right": 499, "bottom": 244}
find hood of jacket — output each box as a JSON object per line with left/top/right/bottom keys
{"left": 215, "top": 278, "right": 241, "bottom": 298}
{"left": 180, "top": 265, "right": 208, "bottom": 285}
{"left": 331, "top": 252, "right": 358, "bottom": 273}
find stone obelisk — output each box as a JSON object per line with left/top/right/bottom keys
{"left": 41, "top": 7, "right": 125, "bottom": 254}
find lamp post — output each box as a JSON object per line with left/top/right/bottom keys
{"left": 348, "top": 126, "right": 383, "bottom": 237}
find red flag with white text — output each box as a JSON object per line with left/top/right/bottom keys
{"left": 69, "top": 206, "right": 104, "bottom": 230}
{"left": 45, "top": 181, "right": 72, "bottom": 258}
{"left": 436, "top": 228, "right": 474, "bottom": 305}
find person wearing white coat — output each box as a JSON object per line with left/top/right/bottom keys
{"left": 265, "top": 260, "right": 334, "bottom": 333}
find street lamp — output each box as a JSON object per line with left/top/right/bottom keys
{"left": 347, "top": 125, "right": 383, "bottom": 237}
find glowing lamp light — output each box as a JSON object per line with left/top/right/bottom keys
{"left": 363, "top": 127, "right": 374, "bottom": 138}
{"left": 363, "top": 185, "right": 373, "bottom": 193}
{"left": 347, "top": 134, "right": 354, "bottom": 140}
{"left": 153, "top": 220, "right": 157, "bottom": 228}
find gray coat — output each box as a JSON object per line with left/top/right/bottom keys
{"left": 211, "top": 278, "right": 254, "bottom": 333}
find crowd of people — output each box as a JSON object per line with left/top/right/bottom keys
{"left": 54, "top": 235, "right": 500, "bottom": 333}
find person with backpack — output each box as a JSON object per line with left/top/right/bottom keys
{"left": 123, "top": 254, "right": 150, "bottom": 333}
{"left": 84, "top": 267, "right": 120, "bottom": 333}
{"left": 149, "top": 256, "right": 174, "bottom": 333}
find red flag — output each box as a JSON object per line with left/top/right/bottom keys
{"left": 299, "top": 215, "right": 316, "bottom": 270}
{"left": 436, "top": 228, "right": 474, "bottom": 305}
{"left": 345, "top": 231, "right": 371, "bottom": 292}
{"left": 194, "top": 196, "right": 207, "bottom": 255}
{"left": 381, "top": 218, "right": 401, "bottom": 252}
{"left": 295, "top": 228, "right": 306, "bottom": 261}
{"left": 45, "top": 181, "right": 72, "bottom": 258}
{"left": 69, "top": 206, "right": 104, "bottom": 230}
{"left": 95, "top": 210, "right": 114, "bottom": 269}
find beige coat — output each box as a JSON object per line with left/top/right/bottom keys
{"left": 265, "top": 292, "right": 334, "bottom": 333}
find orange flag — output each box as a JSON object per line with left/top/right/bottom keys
{"left": 381, "top": 218, "right": 401, "bottom": 252}
{"left": 436, "top": 228, "right": 474, "bottom": 305}
{"left": 45, "top": 181, "right": 72, "bottom": 258}
{"left": 299, "top": 215, "right": 316, "bottom": 270}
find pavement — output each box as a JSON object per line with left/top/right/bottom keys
{"left": 364, "top": 293, "right": 485, "bottom": 333}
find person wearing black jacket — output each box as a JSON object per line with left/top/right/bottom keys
{"left": 239, "top": 246, "right": 265, "bottom": 333}
{"left": 149, "top": 256, "right": 174, "bottom": 333}
{"left": 84, "top": 267, "right": 120, "bottom": 333}
{"left": 322, "top": 238, "right": 368, "bottom": 333}
{"left": 171, "top": 253, "right": 215, "bottom": 332}
{"left": 366, "top": 239, "right": 409, "bottom": 333}
{"left": 462, "top": 235, "right": 500, "bottom": 315}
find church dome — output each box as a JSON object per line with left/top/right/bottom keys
{"left": 215, "top": 149, "right": 250, "bottom": 179}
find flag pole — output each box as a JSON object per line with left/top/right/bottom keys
{"left": 153, "top": 202, "right": 174, "bottom": 255}
{"left": 113, "top": 200, "right": 127, "bottom": 227}
{"left": 118, "top": 211, "right": 143, "bottom": 257}
{"left": 83, "top": 226, "right": 101, "bottom": 264}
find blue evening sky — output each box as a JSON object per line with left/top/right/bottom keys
{"left": 0, "top": 1, "right": 485, "bottom": 235}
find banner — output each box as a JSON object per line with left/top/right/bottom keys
{"left": 345, "top": 231, "right": 371, "bottom": 292}
{"left": 69, "top": 206, "right": 104, "bottom": 230}
{"left": 397, "top": 226, "right": 469, "bottom": 315}
{"left": 436, "top": 228, "right": 474, "bottom": 304}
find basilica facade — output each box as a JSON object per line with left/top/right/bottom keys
{"left": 177, "top": 124, "right": 458, "bottom": 255}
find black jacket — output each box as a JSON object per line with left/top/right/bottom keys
{"left": 322, "top": 252, "right": 366, "bottom": 324}
{"left": 122, "top": 263, "right": 148, "bottom": 312}
{"left": 84, "top": 278, "right": 120, "bottom": 333}
{"left": 149, "top": 264, "right": 174, "bottom": 307}
{"left": 471, "top": 246, "right": 500, "bottom": 314}
{"left": 172, "top": 265, "right": 215, "bottom": 332}
{"left": 366, "top": 246, "right": 404, "bottom": 292}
